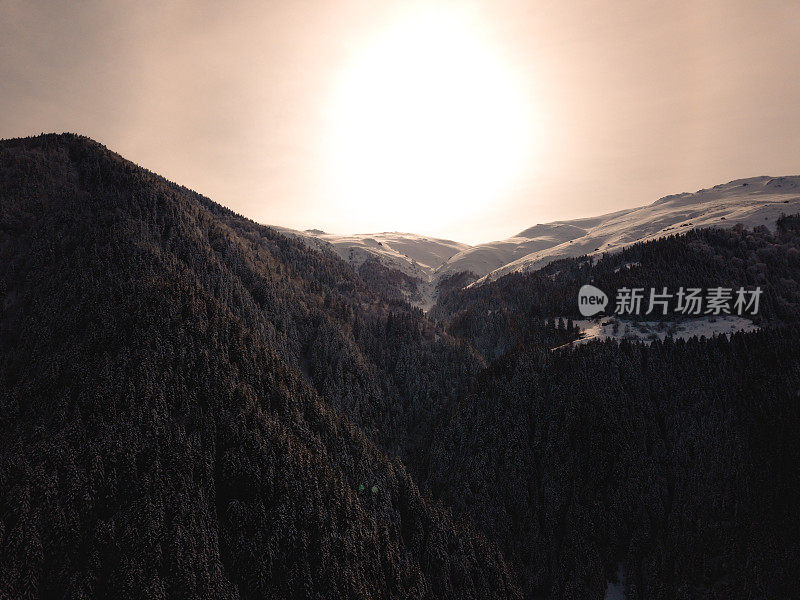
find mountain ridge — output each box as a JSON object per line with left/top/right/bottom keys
{"left": 0, "top": 132, "right": 521, "bottom": 599}
{"left": 277, "top": 174, "right": 800, "bottom": 307}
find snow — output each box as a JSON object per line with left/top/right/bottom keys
{"left": 604, "top": 563, "right": 626, "bottom": 600}
{"left": 439, "top": 175, "right": 800, "bottom": 286}
{"left": 613, "top": 261, "right": 640, "bottom": 273}
{"left": 273, "top": 229, "right": 467, "bottom": 277}
{"left": 271, "top": 174, "right": 800, "bottom": 308}
{"left": 566, "top": 315, "right": 759, "bottom": 347}
{"left": 270, "top": 228, "right": 470, "bottom": 309}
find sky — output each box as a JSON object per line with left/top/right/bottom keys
{"left": 2, "top": 0, "right": 799, "bottom": 244}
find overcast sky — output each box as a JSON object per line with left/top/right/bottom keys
{"left": 2, "top": 0, "right": 799, "bottom": 244}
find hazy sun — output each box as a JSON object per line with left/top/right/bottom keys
{"left": 326, "top": 9, "right": 533, "bottom": 232}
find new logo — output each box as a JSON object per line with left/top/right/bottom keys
{"left": 578, "top": 284, "right": 608, "bottom": 316}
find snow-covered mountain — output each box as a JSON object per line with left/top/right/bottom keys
{"left": 276, "top": 175, "right": 800, "bottom": 308}
{"left": 273, "top": 229, "right": 469, "bottom": 279}
{"left": 271, "top": 228, "right": 470, "bottom": 308}
{"left": 437, "top": 175, "right": 800, "bottom": 285}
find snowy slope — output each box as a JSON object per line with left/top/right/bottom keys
{"left": 274, "top": 229, "right": 469, "bottom": 279}
{"left": 271, "top": 227, "right": 471, "bottom": 308}
{"left": 438, "top": 175, "right": 800, "bottom": 285}
{"left": 566, "top": 315, "right": 759, "bottom": 347}
{"left": 316, "top": 231, "right": 468, "bottom": 275}
{"left": 272, "top": 175, "right": 800, "bottom": 308}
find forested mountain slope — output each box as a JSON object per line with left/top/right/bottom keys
{"left": 1, "top": 134, "right": 799, "bottom": 600}
{"left": 0, "top": 134, "right": 518, "bottom": 599}
{"left": 433, "top": 219, "right": 800, "bottom": 359}
{"left": 427, "top": 331, "right": 800, "bottom": 598}
{"left": 424, "top": 220, "right": 800, "bottom": 598}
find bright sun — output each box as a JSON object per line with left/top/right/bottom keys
{"left": 326, "top": 9, "right": 533, "bottom": 233}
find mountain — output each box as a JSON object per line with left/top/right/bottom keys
{"left": 0, "top": 134, "right": 518, "bottom": 599}
{"left": 437, "top": 176, "right": 800, "bottom": 284}
{"left": 274, "top": 229, "right": 470, "bottom": 309}
{"left": 276, "top": 176, "right": 800, "bottom": 308}
{"left": 427, "top": 219, "right": 800, "bottom": 598}
{"left": 2, "top": 133, "right": 799, "bottom": 600}
{"left": 431, "top": 215, "right": 800, "bottom": 359}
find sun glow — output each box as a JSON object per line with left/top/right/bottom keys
{"left": 326, "top": 9, "right": 535, "bottom": 233}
